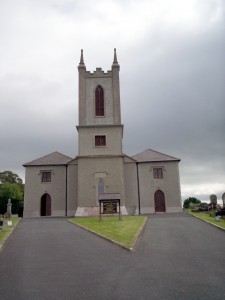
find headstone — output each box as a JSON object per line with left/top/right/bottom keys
{"left": 222, "top": 192, "right": 225, "bottom": 207}
{"left": 215, "top": 215, "right": 221, "bottom": 222}
{"left": 7, "top": 198, "right": 12, "bottom": 218}
{"left": 7, "top": 220, "right": 12, "bottom": 226}
{"left": 210, "top": 194, "right": 217, "bottom": 204}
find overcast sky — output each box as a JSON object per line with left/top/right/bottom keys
{"left": 0, "top": 0, "right": 224, "bottom": 202}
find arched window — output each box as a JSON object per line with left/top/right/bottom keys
{"left": 95, "top": 85, "right": 104, "bottom": 116}
{"left": 98, "top": 179, "right": 105, "bottom": 195}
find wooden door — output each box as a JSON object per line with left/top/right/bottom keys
{"left": 41, "top": 194, "right": 51, "bottom": 216}
{"left": 154, "top": 190, "right": 165, "bottom": 212}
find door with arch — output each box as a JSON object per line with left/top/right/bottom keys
{"left": 154, "top": 190, "right": 166, "bottom": 213}
{"left": 40, "top": 193, "right": 51, "bottom": 216}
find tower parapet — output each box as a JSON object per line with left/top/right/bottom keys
{"left": 77, "top": 49, "right": 122, "bottom": 126}
{"left": 85, "top": 68, "right": 112, "bottom": 78}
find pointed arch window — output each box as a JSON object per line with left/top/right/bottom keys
{"left": 98, "top": 179, "right": 105, "bottom": 195}
{"left": 95, "top": 85, "right": 104, "bottom": 116}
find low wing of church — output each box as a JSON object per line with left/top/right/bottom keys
{"left": 23, "top": 50, "right": 182, "bottom": 217}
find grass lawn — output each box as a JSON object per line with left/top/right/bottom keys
{"left": 70, "top": 215, "right": 147, "bottom": 249}
{"left": 0, "top": 216, "right": 20, "bottom": 249}
{"left": 188, "top": 210, "right": 225, "bottom": 229}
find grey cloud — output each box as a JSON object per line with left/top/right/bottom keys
{"left": 0, "top": 0, "right": 224, "bottom": 200}
{"left": 120, "top": 14, "right": 225, "bottom": 200}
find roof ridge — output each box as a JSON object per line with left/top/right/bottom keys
{"left": 146, "top": 148, "right": 179, "bottom": 160}
{"left": 132, "top": 148, "right": 180, "bottom": 163}
{"left": 23, "top": 151, "right": 73, "bottom": 166}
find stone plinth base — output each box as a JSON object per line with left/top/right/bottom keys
{"left": 166, "top": 207, "right": 183, "bottom": 213}
{"left": 75, "top": 206, "right": 128, "bottom": 217}
{"left": 120, "top": 206, "right": 128, "bottom": 215}
{"left": 140, "top": 206, "right": 183, "bottom": 214}
{"left": 75, "top": 207, "right": 99, "bottom": 217}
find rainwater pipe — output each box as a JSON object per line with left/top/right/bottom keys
{"left": 65, "top": 164, "right": 68, "bottom": 217}
{"left": 136, "top": 162, "right": 141, "bottom": 215}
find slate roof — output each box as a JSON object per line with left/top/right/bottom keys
{"left": 23, "top": 152, "right": 73, "bottom": 166}
{"left": 132, "top": 149, "right": 180, "bottom": 163}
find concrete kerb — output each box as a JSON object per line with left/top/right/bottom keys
{"left": 188, "top": 212, "right": 225, "bottom": 232}
{"left": 68, "top": 216, "right": 148, "bottom": 252}
{"left": 0, "top": 218, "right": 21, "bottom": 252}
{"left": 130, "top": 216, "right": 148, "bottom": 251}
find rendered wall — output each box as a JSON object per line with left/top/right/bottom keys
{"left": 138, "top": 161, "right": 182, "bottom": 213}
{"left": 23, "top": 165, "right": 67, "bottom": 217}
{"left": 67, "top": 161, "right": 78, "bottom": 216}
{"left": 78, "top": 126, "right": 123, "bottom": 156}
{"left": 124, "top": 157, "right": 139, "bottom": 215}
{"left": 77, "top": 156, "right": 125, "bottom": 208}
{"left": 85, "top": 74, "right": 114, "bottom": 125}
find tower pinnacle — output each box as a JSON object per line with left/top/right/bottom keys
{"left": 113, "top": 48, "right": 118, "bottom": 63}
{"left": 112, "top": 48, "right": 120, "bottom": 68}
{"left": 78, "top": 49, "right": 86, "bottom": 68}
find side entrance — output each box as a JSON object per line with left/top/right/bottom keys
{"left": 40, "top": 193, "right": 51, "bottom": 216}
{"left": 154, "top": 190, "right": 166, "bottom": 213}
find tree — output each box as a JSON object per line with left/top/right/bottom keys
{"left": 0, "top": 171, "right": 23, "bottom": 186}
{"left": 183, "top": 197, "right": 201, "bottom": 209}
{"left": 0, "top": 171, "right": 24, "bottom": 214}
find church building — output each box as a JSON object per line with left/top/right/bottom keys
{"left": 23, "top": 49, "right": 182, "bottom": 217}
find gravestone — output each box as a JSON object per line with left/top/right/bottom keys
{"left": 210, "top": 194, "right": 217, "bottom": 204}
{"left": 7, "top": 220, "right": 12, "bottom": 226}
{"left": 7, "top": 198, "right": 12, "bottom": 219}
{"left": 222, "top": 192, "right": 225, "bottom": 207}
{"left": 0, "top": 219, "right": 3, "bottom": 231}
{"left": 209, "top": 194, "right": 217, "bottom": 211}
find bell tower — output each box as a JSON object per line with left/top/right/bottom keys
{"left": 75, "top": 49, "right": 127, "bottom": 216}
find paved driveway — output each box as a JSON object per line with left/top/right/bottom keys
{"left": 0, "top": 213, "right": 225, "bottom": 300}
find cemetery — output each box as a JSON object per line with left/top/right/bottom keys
{"left": 189, "top": 193, "right": 225, "bottom": 229}
{"left": 0, "top": 198, "right": 13, "bottom": 231}
{"left": 0, "top": 199, "right": 20, "bottom": 250}
{"left": 190, "top": 193, "right": 225, "bottom": 215}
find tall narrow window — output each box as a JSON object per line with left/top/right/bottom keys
{"left": 95, "top": 85, "right": 104, "bottom": 116}
{"left": 98, "top": 179, "right": 105, "bottom": 194}
{"left": 95, "top": 135, "right": 106, "bottom": 146}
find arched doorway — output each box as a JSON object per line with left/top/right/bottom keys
{"left": 40, "top": 193, "right": 51, "bottom": 216}
{"left": 154, "top": 190, "right": 166, "bottom": 213}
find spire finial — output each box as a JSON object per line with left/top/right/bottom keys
{"left": 78, "top": 49, "right": 86, "bottom": 68}
{"left": 80, "top": 49, "right": 84, "bottom": 64}
{"left": 112, "top": 48, "right": 120, "bottom": 69}
{"left": 113, "top": 48, "right": 118, "bottom": 64}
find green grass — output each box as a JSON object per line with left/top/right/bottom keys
{"left": 188, "top": 210, "right": 225, "bottom": 229}
{"left": 70, "top": 216, "right": 147, "bottom": 249}
{"left": 0, "top": 217, "right": 20, "bottom": 248}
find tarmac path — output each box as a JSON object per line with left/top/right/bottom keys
{"left": 0, "top": 213, "right": 225, "bottom": 300}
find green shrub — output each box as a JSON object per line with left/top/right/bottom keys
{"left": 183, "top": 197, "right": 201, "bottom": 209}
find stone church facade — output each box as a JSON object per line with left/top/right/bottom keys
{"left": 23, "top": 49, "right": 182, "bottom": 217}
